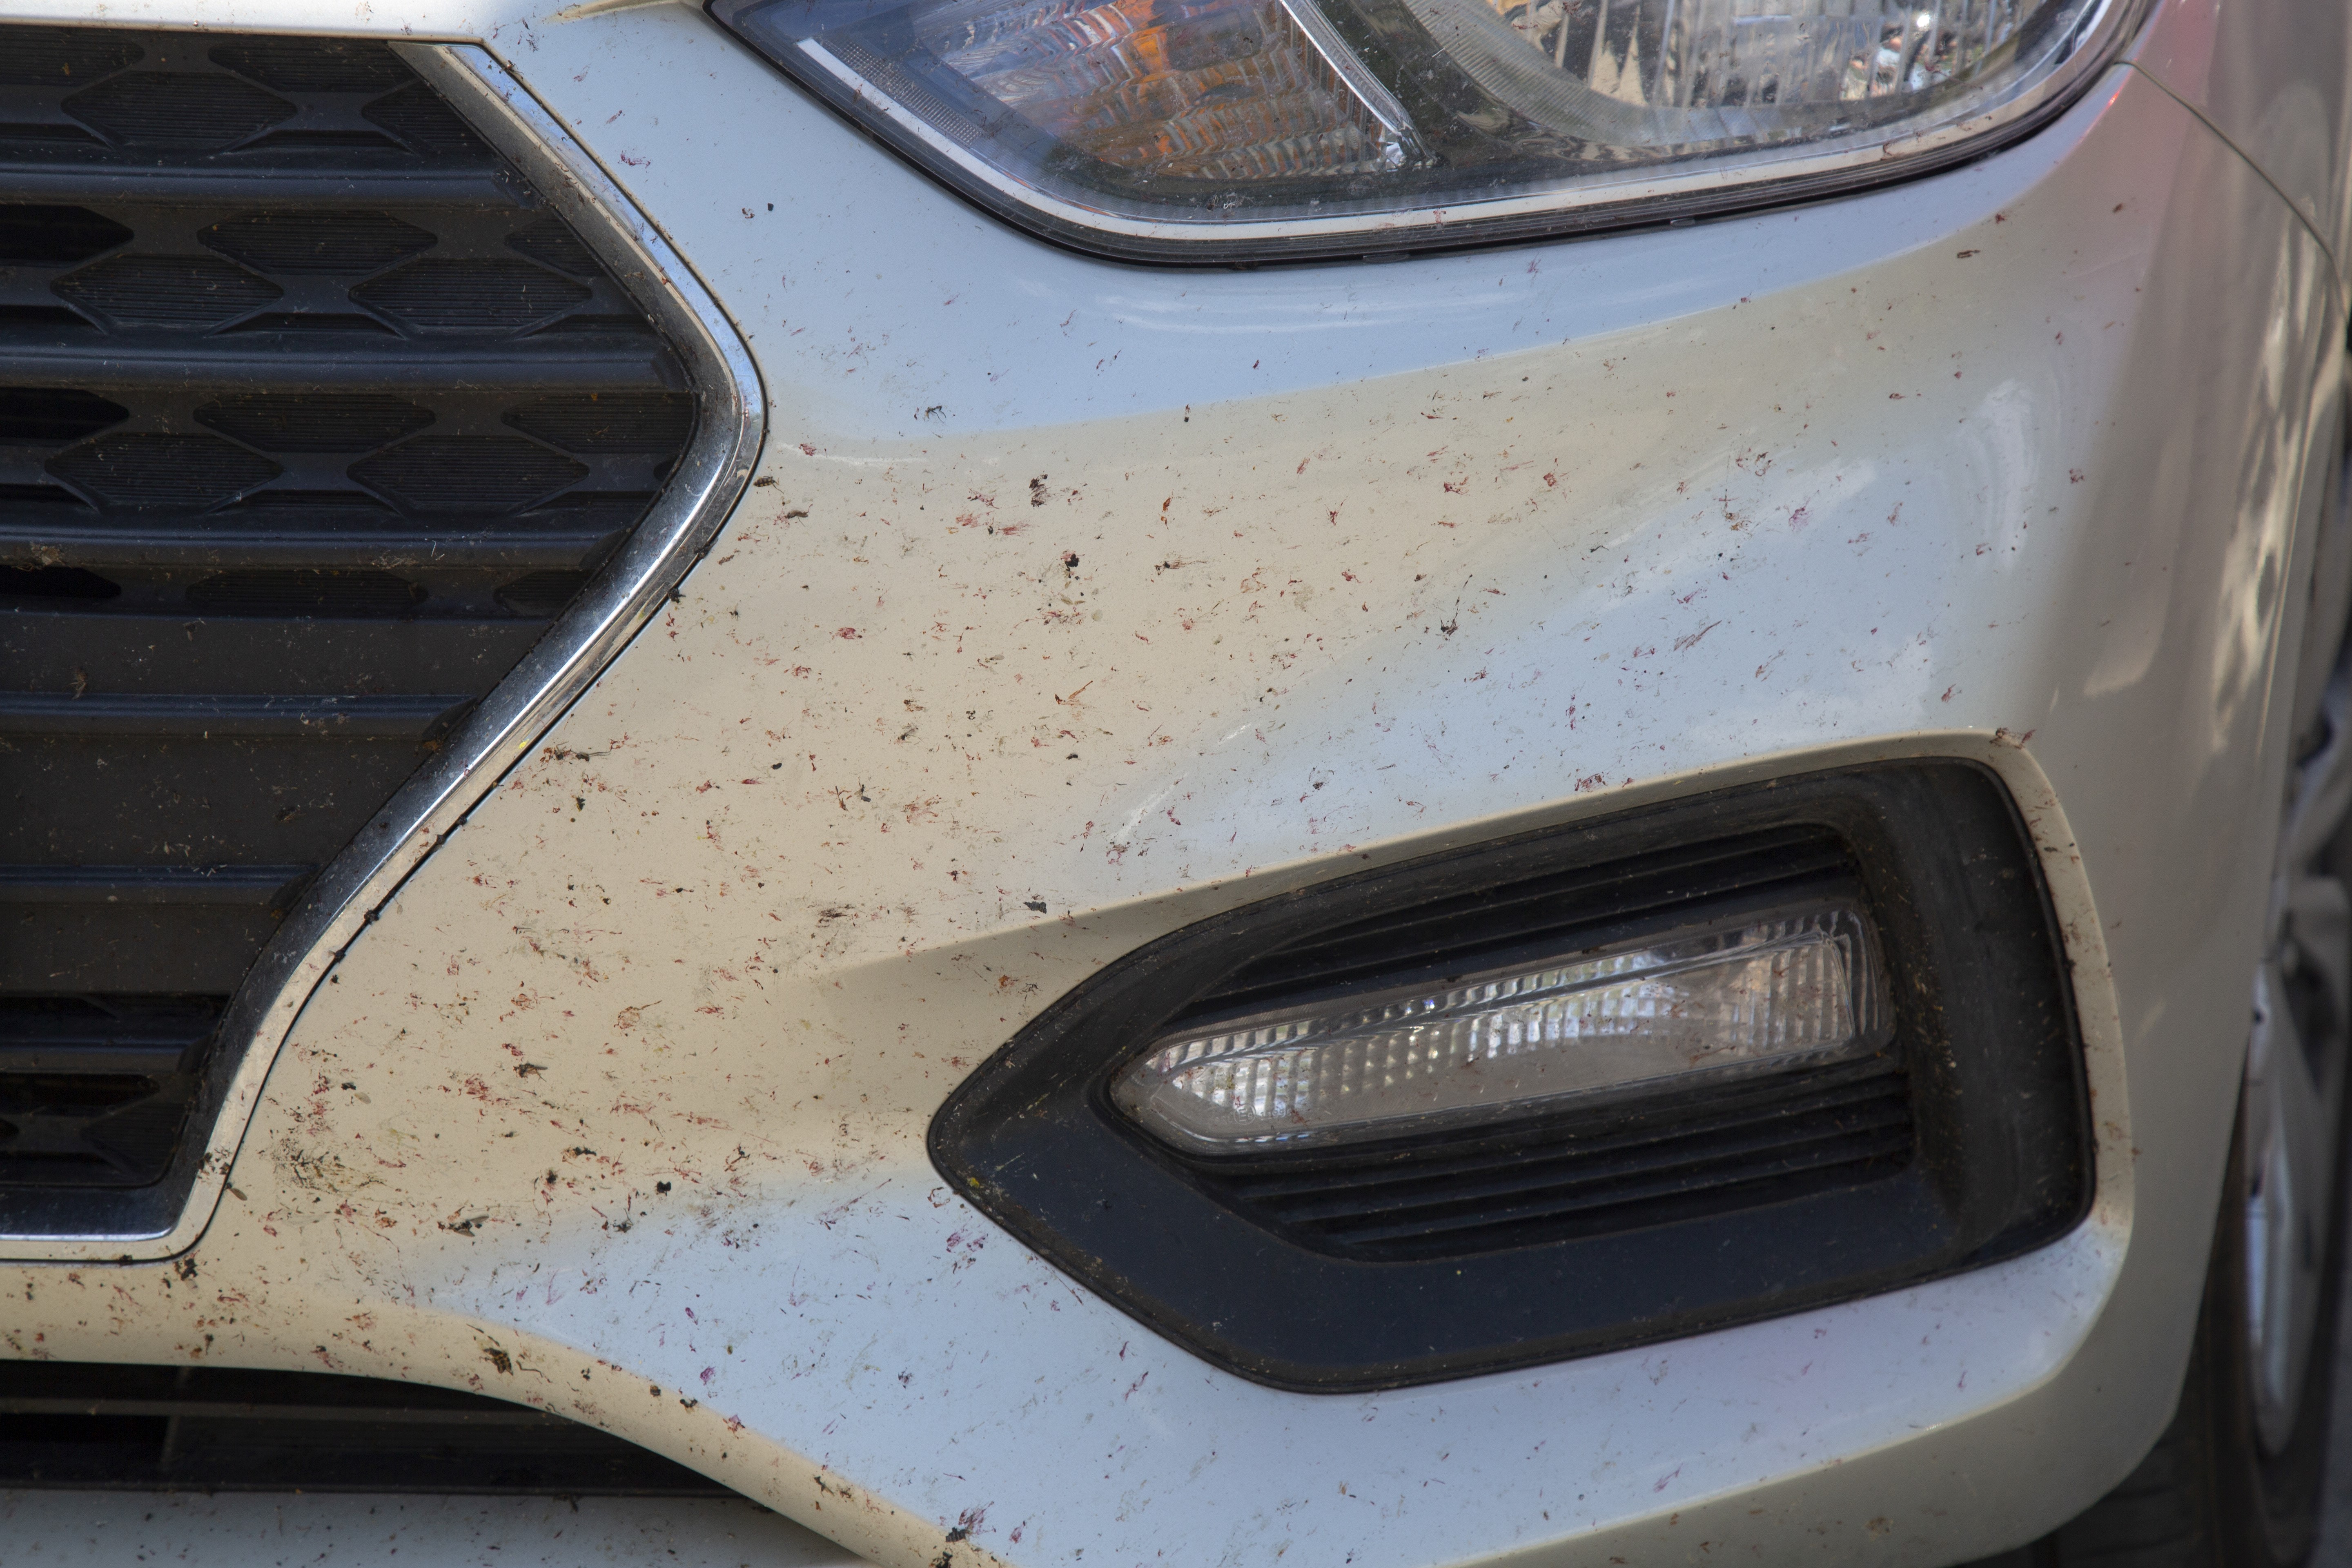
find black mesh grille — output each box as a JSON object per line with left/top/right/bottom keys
{"left": 508, "top": 391, "right": 697, "bottom": 452}
{"left": 196, "top": 392, "right": 435, "bottom": 450}
{"left": 0, "top": 387, "right": 124, "bottom": 441}
{"left": 351, "top": 434, "right": 590, "bottom": 510}
{"left": 60, "top": 74, "right": 297, "bottom": 148}
{"left": 506, "top": 214, "right": 606, "bottom": 276}
{"left": 0, "top": 1361, "right": 730, "bottom": 1494}
{"left": 48, "top": 434, "right": 283, "bottom": 506}
{"left": 52, "top": 255, "right": 285, "bottom": 326}
{"left": 0, "top": 205, "right": 130, "bottom": 264}
{"left": 201, "top": 210, "right": 439, "bottom": 274}
{"left": 360, "top": 82, "right": 492, "bottom": 157}
{"left": 0, "top": 28, "right": 696, "bottom": 1198}
{"left": 0, "top": 27, "right": 143, "bottom": 85}
{"left": 207, "top": 38, "right": 419, "bottom": 95}
{"left": 353, "top": 257, "right": 593, "bottom": 331}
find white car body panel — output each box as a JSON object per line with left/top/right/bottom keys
{"left": 2128, "top": 0, "right": 2352, "bottom": 274}
{"left": 0, "top": 1, "right": 2348, "bottom": 1565}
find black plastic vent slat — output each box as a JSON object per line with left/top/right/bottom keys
{"left": 0, "top": 169, "right": 518, "bottom": 208}
{"left": 1, "top": 610, "right": 546, "bottom": 695}
{"left": 1260, "top": 1100, "right": 1914, "bottom": 1247}
{"left": 0, "top": 1362, "right": 729, "bottom": 1494}
{"left": 1223, "top": 1060, "right": 1911, "bottom": 1198}
{"left": 354, "top": 258, "right": 592, "bottom": 332}
{"left": 1220, "top": 1067, "right": 1917, "bottom": 1257}
{"left": 207, "top": 39, "right": 419, "bottom": 95}
{"left": 352, "top": 434, "right": 590, "bottom": 510}
{"left": 506, "top": 214, "right": 606, "bottom": 276}
{"left": 184, "top": 568, "right": 430, "bottom": 615}
{"left": 0, "top": 204, "right": 130, "bottom": 264}
{"left": 1309, "top": 1134, "right": 1915, "bottom": 1254}
{"left": 200, "top": 210, "right": 439, "bottom": 274}
{"left": 51, "top": 255, "right": 284, "bottom": 327}
{"left": 4, "top": 518, "right": 629, "bottom": 571}
{"left": 0, "top": 25, "right": 697, "bottom": 1201}
{"left": 0, "top": 866, "right": 311, "bottom": 903}
{"left": 0, "top": 336, "right": 676, "bottom": 391}
{"left": 47, "top": 434, "right": 282, "bottom": 506}
{"left": 63, "top": 74, "right": 298, "bottom": 148}
{"left": 0, "top": 28, "right": 143, "bottom": 85}
{"left": 196, "top": 392, "right": 436, "bottom": 449}
{"left": 360, "top": 82, "right": 492, "bottom": 158}
{"left": 507, "top": 391, "right": 696, "bottom": 452}
{"left": 496, "top": 569, "right": 592, "bottom": 616}
{"left": 0, "top": 385, "right": 124, "bottom": 441}
{"left": 0, "top": 691, "right": 472, "bottom": 737}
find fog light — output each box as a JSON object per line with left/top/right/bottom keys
{"left": 1113, "top": 906, "right": 1884, "bottom": 1149}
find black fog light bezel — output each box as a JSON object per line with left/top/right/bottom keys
{"left": 929, "top": 761, "right": 2091, "bottom": 1392}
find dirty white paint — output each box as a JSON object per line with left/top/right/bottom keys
{"left": 0, "top": 1, "right": 2347, "bottom": 1565}
{"left": 2128, "top": 0, "right": 2352, "bottom": 274}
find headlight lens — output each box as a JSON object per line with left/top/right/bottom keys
{"left": 712, "top": 0, "right": 2140, "bottom": 258}
{"left": 1113, "top": 905, "right": 1885, "bottom": 1149}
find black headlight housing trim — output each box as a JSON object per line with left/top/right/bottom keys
{"left": 929, "top": 761, "right": 2091, "bottom": 1392}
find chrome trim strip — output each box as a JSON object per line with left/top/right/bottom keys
{"left": 0, "top": 42, "right": 765, "bottom": 1261}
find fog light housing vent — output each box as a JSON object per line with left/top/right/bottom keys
{"left": 931, "top": 762, "right": 2089, "bottom": 1390}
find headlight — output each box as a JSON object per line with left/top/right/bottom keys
{"left": 711, "top": 0, "right": 2143, "bottom": 259}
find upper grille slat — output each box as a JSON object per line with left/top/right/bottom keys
{"left": 0, "top": 26, "right": 699, "bottom": 1199}
{"left": 0, "top": 690, "right": 474, "bottom": 737}
{"left": 2, "top": 610, "right": 546, "bottom": 693}
{"left": 0, "top": 335, "right": 673, "bottom": 390}
{"left": 0, "top": 866, "right": 310, "bottom": 904}
{"left": 0, "top": 518, "right": 630, "bottom": 570}
{"left": 0, "top": 170, "right": 512, "bottom": 205}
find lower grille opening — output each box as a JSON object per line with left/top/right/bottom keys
{"left": 0, "top": 1362, "right": 731, "bottom": 1494}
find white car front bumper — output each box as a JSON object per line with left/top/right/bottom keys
{"left": 2, "top": 2, "right": 2347, "bottom": 1563}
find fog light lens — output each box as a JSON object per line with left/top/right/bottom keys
{"left": 1114, "top": 906, "right": 1884, "bottom": 1149}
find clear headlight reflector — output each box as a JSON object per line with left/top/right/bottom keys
{"left": 713, "top": 0, "right": 2138, "bottom": 256}
{"left": 1113, "top": 906, "right": 1886, "bottom": 1149}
